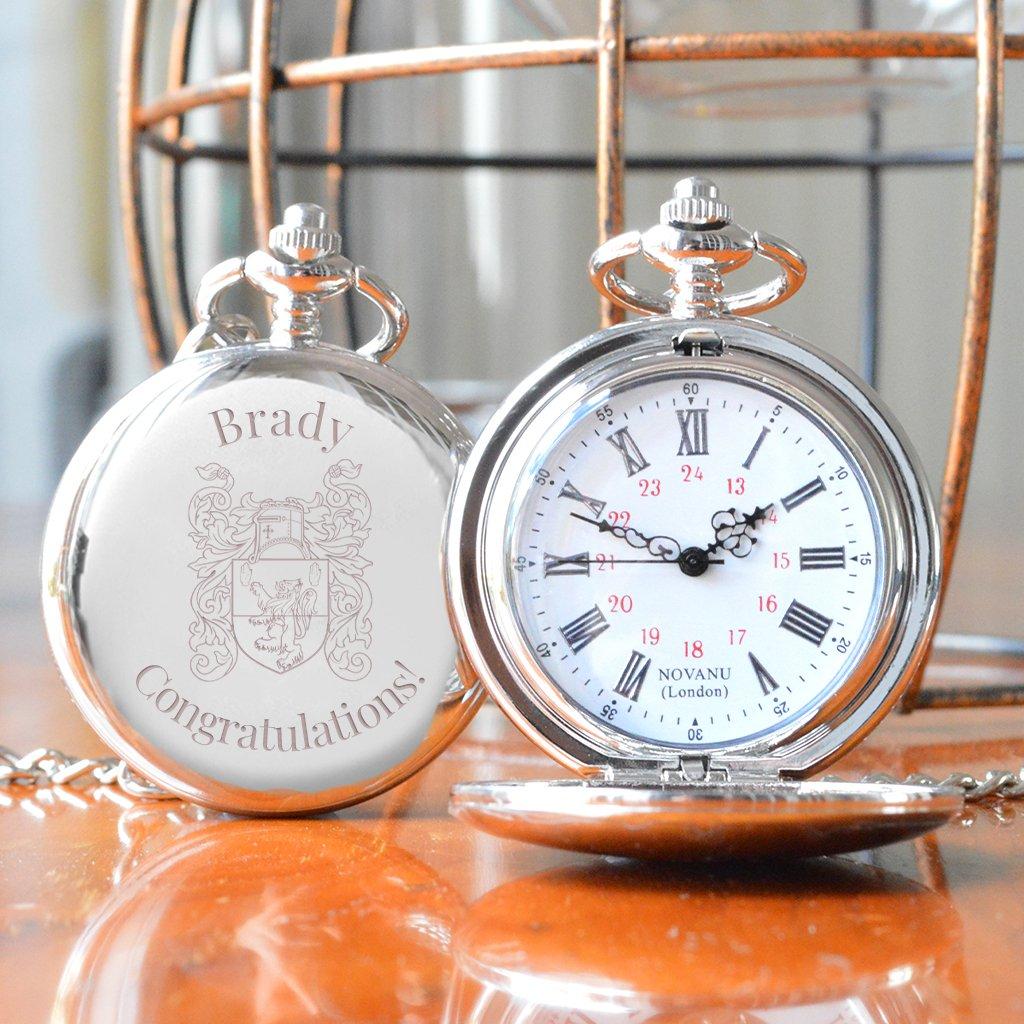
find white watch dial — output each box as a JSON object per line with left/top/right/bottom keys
{"left": 507, "top": 372, "right": 883, "bottom": 750}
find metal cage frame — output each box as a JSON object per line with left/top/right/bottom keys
{"left": 119, "top": 0, "right": 1021, "bottom": 712}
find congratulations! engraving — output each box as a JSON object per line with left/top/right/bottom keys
{"left": 136, "top": 661, "right": 423, "bottom": 749}
{"left": 187, "top": 460, "right": 373, "bottom": 682}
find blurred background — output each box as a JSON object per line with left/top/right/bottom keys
{"left": 1, "top": 0, "right": 1022, "bottom": 666}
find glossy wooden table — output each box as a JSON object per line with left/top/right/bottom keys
{"left": 3, "top": 512, "right": 1024, "bottom": 1022}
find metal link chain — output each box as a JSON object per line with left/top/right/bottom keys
{"left": 0, "top": 746, "right": 175, "bottom": 800}
{"left": 858, "top": 769, "right": 1024, "bottom": 802}
{"left": 4, "top": 744, "right": 1024, "bottom": 805}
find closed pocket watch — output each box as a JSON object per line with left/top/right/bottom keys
{"left": 446, "top": 178, "right": 959, "bottom": 859}
{"left": 43, "top": 204, "right": 482, "bottom": 814}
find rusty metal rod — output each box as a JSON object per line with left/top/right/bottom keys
{"left": 902, "top": 0, "right": 1005, "bottom": 711}
{"left": 596, "top": 0, "right": 625, "bottom": 328}
{"left": 160, "top": 0, "right": 199, "bottom": 344}
{"left": 138, "top": 132, "right": 1024, "bottom": 171}
{"left": 133, "top": 31, "right": 1024, "bottom": 129}
{"left": 119, "top": 0, "right": 165, "bottom": 369}
{"left": 326, "top": 0, "right": 357, "bottom": 349}
{"left": 913, "top": 685, "right": 1024, "bottom": 710}
{"left": 248, "top": 0, "right": 278, "bottom": 249}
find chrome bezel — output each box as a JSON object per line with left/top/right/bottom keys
{"left": 445, "top": 315, "right": 940, "bottom": 779}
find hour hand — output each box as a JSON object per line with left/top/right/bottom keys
{"left": 569, "top": 512, "right": 679, "bottom": 558}
{"left": 706, "top": 504, "right": 774, "bottom": 558}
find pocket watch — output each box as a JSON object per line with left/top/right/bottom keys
{"left": 42, "top": 204, "right": 482, "bottom": 815}
{"left": 446, "top": 177, "right": 959, "bottom": 859}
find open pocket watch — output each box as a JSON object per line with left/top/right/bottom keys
{"left": 42, "top": 204, "right": 482, "bottom": 814}
{"left": 446, "top": 178, "right": 959, "bottom": 859}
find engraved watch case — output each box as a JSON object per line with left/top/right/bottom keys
{"left": 446, "top": 179, "right": 959, "bottom": 860}
{"left": 43, "top": 204, "right": 482, "bottom": 814}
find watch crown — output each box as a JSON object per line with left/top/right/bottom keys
{"left": 268, "top": 203, "right": 343, "bottom": 262}
{"left": 660, "top": 177, "right": 732, "bottom": 229}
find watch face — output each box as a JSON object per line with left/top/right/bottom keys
{"left": 43, "top": 345, "right": 476, "bottom": 812}
{"left": 506, "top": 371, "right": 883, "bottom": 750}
{"left": 449, "top": 319, "right": 939, "bottom": 773}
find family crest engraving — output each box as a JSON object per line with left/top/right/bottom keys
{"left": 187, "top": 461, "right": 373, "bottom": 680}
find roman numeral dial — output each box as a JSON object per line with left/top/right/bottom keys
{"left": 559, "top": 480, "right": 606, "bottom": 518}
{"left": 779, "top": 600, "right": 833, "bottom": 646}
{"left": 559, "top": 605, "right": 610, "bottom": 654}
{"left": 614, "top": 650, "right": 651, "bottom": 701}
{"left": 799, "top": 546, "right": 846, "bottom": 570}
{"left": 742, "top": 426, "right": 770, "bottom": 469}
{"left": 544, "top": 551, "right": 590, "bottom": 576}
{"left": 749, "top": 652, "right": 779, "bottom": 695}
{"left": 606, "top": 426, "right": 650, "bottom": 477}
{"left": 781, "top": 476, "right": 826, "bottom": 512}
{"left": 676, "top": 408, "right": 709, "bottom": 456}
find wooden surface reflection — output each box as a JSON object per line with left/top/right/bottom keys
{"left": 2, "top": 687, "right": 1024, "bottom": 1021}
{"left": 2, "top": 501, "right": 1024, "bottom": 1022}
{"left": 451, "top": 860, "right": 964, "bottom": 1021}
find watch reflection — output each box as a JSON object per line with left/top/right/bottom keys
{"left": 446, "top": 859, "right": 965, "bottom": 1024}
{"left": 52, "top": 817, "right": 464, "bottom": 1024}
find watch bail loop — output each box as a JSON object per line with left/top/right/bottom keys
{"left": 589, "top": 176, "right": 807, "bottom": 320}
{"left": 178, "top": 203, "right": 409, "bottom": 362}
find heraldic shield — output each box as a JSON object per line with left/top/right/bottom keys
{"left": 188, "top": 461, "right": 373, "bottom": 683}
{"left": 231, "top": 502, "right": 328, "bottom": 674}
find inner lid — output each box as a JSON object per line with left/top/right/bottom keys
{"left": 449, "top": 778, "right": 962, "bottom": 861}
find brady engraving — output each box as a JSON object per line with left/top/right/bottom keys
{"left": 210, "top": 400, "right": 353, "bottom": 454}
{"left": 187, "top": 459, "right": 373, "bottom": 681}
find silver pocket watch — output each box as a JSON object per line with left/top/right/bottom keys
{"left": 42, "top": 204, "right": 483, "bottom": 814}
{"left": 446, "top": 178, "right": 961, "bottom": 859}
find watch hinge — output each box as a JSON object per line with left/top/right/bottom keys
{"left": 673, "top": 327, "right": 724, "bottom": 357}
{"left": 657, "top": 755, "right": 727, "bottom": 785}
{"left": 602, "top": 756, "right": 780, "bottom": 786}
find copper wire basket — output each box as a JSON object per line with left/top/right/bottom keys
{"left": 119, "top": 0, "right": 1022, "bottom": 713}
